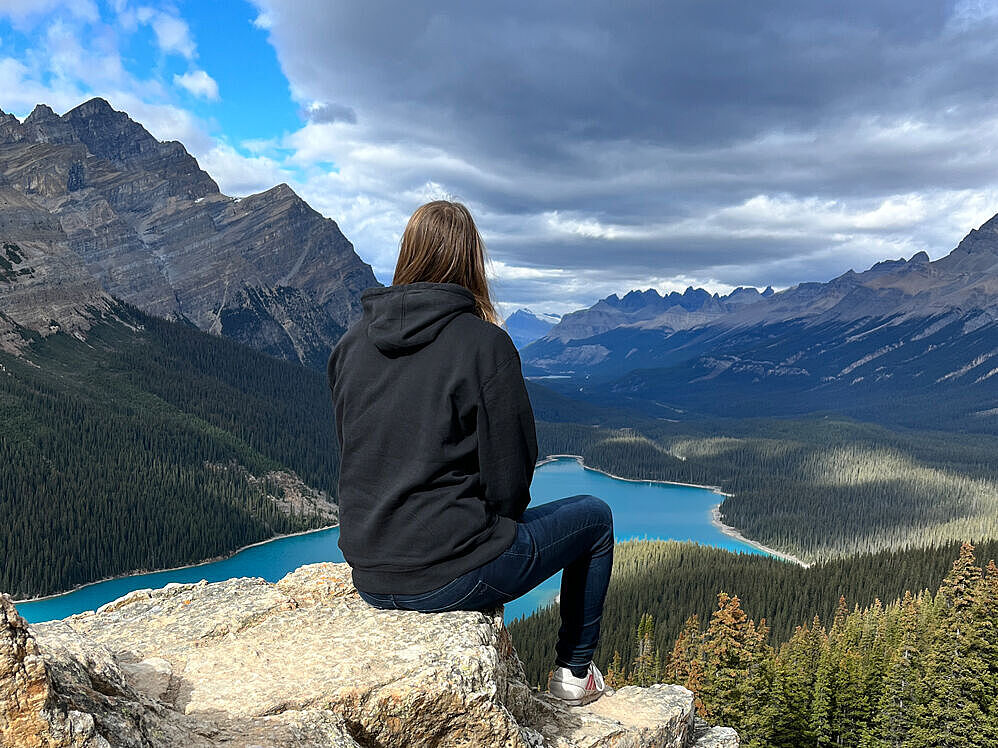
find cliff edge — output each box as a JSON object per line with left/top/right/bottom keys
{"left": 1, "top": 562, "right": 737, "bottom": 747}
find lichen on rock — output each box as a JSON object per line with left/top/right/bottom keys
{"left": 2, "top": 562, "right": 737, "bottom": 747}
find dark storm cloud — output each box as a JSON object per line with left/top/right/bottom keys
{"left": 253, "top": 0, "right": 998, "bottom": 310}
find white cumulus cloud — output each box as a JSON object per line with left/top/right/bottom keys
{"left": 173, "top": 69, "right": 219, "bottom": 100}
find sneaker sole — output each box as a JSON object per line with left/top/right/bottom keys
{"left": 553, "top": 690, "right": 605, "bottom": 707}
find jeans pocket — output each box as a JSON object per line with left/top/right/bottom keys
{"left": 506, "top": 522, "right": 534, "bottom": 557}
{"left": 394, "top": 572, "right": 483, "bottom": 613}
{"left": 397, "top": 573, "right": 467, "bottom": 604}
{"left": 473, "top": 527, "right": 534, "bottom": 601}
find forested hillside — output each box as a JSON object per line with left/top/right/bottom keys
{"left": 509, "top": 538, "right": 998, "bottom": 687}
{"left": 646, "top": 543, "right": 996, "bottom": 747}
{"left": 0, "top": 303, "right": 339, "bottom": 599}
{"left": 511, "top": 540, "right": 998, "bottom": 746}
{"left": 535, "top": 417, "right": 998, "bottom": 562}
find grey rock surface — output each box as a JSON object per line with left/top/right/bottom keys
{"left": 0, "top": 186, "right": 112, "bottom": 353}
{"left": 3, "top": 562, "right": 737, "bottom": 747}
{"left": 691, "top": 717, "right": 741, "bottom": 747}
{"left": 0, "top": 99, "right": 379, "bottom": 367}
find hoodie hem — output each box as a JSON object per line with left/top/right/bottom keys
{"left": 349, "top": 515, "right": 518, "bottom": 595}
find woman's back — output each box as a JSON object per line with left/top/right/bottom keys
{"left": 327, "top": 280, "right": 537, "bottom": 596}
{"left": 330, "top": 200, "right": 610, "bottom": 706}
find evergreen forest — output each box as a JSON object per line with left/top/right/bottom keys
{"left": 532, "top": 542, "right": 998, "bottom": 747}
{"left": 0, "top": 304, "right": 339, "bottom": 599}
{"left": 534, "top": 418, "right": 998, "bottom": 562}
{"left": 508, "top": 538, "right": 998, "bottom": 686}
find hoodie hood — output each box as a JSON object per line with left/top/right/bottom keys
{"left": 362, "top": 281, "right": 477, "bottom": 355}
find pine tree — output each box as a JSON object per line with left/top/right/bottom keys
{"left": 913, "top": 542, "right": 997, "bottom": 747}
{"left": 741, "top": 617, "right": 776, "bottom": 746}
{"left": 978, "top": 559, "right": 998, "bottom": 737}
{"left": 605, "top": 649, "right": 626, "bottom": 689}
{"left": 812, "top": 598, "right": 847, "bottom": 748}
{"left": 632, "top": 612, "right": 658, "bottom": 686}
{"left": 699, "top": 592, "right": 766, "bottom": 728}
{"left": 873, "top": 591, "right": 922, "bottom": 747}
{"left": 769, "top": 618, "right": 824, "bottom": 746}
{"left": 665, "top": 614, "right": 702, "bottom": 684}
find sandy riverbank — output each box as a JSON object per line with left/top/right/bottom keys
{"left": 12, "top": 522, "right": 339, "bottom": 605}
{"left": 538, "top": 453, "right": 810, "bottom": 568}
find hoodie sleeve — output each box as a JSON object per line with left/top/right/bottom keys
{"left": 476, "top": 347, "right": 538, "bottom": 521}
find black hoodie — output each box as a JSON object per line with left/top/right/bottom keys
{"left": 326, "top": 281, "right": 538, "bottom": 594}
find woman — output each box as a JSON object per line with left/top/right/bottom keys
{"left": 326, "top": 200, "right": 614, "bottom": 706}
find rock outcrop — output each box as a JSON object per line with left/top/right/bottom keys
{"left": 1, "top": 562, "right": 738, "bottom": 747}
{"left": 0, "top": 99, "right": 379, "bottom": 367}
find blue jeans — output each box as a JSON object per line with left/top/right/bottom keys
{"left": 356, "top": 494, "right": 614, "bottom": 669}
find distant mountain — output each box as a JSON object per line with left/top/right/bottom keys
{"left": 0, "top": 98, "right": 379, "bottom": 368}
{"left": 544, "top": 285, "right": 774, "bottom": 345}
{"left": 504, "top": 308, "right": 561, "bottom": 348}
{"left": 522, "top": 218, "right": 998, "bottom": 431}
{"left": 523, "top": 285, "right": 774, "bottom": 374}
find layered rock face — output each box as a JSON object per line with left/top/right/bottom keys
{"left": 0, "top": 187, "right": 113, "bottom": 353}
{"left": 1, "top": 562, "right": 737, "bottom": 747}
{"left": 0, "top": 99, "right": 379, "bottom": 367}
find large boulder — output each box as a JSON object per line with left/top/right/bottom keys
{"left": 2, "top": 562, "right": 737, "bottom": 747}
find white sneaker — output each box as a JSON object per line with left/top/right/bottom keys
{"left": 548, "top": 662, "right": 606, "bottom": 706}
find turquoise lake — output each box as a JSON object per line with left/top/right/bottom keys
{"left": 15, "top": 456, "right": 776, "bottom": 624}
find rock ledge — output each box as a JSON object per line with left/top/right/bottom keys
{"left": 1, "top": 562, "right": 737, "bottom": 747}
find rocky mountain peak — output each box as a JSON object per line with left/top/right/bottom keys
{"left": 0, "top": 98, "right": 377, "bottom": 366}
{"left": 62, "top": 97, "right": 203, "bottom": 174}
{"left": 23, "top": 103, "right": 57, "bottom": 123}
{"left": 67, "top": 96, "right": 115, "bottom": 116}
{"left": 869, "top": 257, "right": 908, "bottom": 272}
{"left": 18, "top": 104, "right": 76, "bottom": 145}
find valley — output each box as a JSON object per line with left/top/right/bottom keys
{"left": 1, "top": 98, "right": 997, "bottom": 748}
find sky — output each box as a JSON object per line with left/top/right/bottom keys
{"left": 3, "top": 1, "right": 998, "bottom": 317}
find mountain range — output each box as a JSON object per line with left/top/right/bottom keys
{"left": 523, "top": 220, "right": 998, "bottom": 431}
{"left": 0, "top": 98, "right": 378, "bottom": 368}
{"left": 2, "top": 97, "right": 996, "bottom": 434}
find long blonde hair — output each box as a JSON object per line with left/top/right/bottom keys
{"left": 392, "top": 200, "right": 501, "bottom": 326}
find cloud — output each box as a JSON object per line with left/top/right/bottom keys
{"left": 173, "top": 69, "right": 219, "bottom": 100}
{"left": 7, "top": 0, "right": 998, "bottom": 315}
{"left": 304, "top": 101, "right": 356, "bottom": 124}
{"left": 245, "top": 0, "right": 998, "bottom": 311}
{"left": 252, "top": 10, "right": 272, "bottom": 30}
{"left": 135, "top": 6, "right": 196, "bottom": 59}
{"left": 0, "top": 0, "right": 98, "bottom": 24}
{"left": 198, "top": 141, "right": 290, "bottom": 196}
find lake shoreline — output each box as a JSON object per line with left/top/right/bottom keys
{"left": 536, "top": 453, "right": 734, "bottom": 494}
{"left": 11, "top": 522, "right": 340, "bottom": 605}
{"left": 709, "top": 505, "right": 810, "bottom": 568}
{"left": 17, "top": 455, "right": 807, "bottom": 606}
{"left": 538, "top": 453, "right": 810, "bottom": 568}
